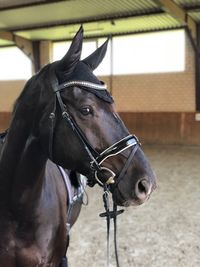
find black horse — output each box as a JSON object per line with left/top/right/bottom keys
{"left": 0, "top": 27, "right": 156, "bottom": 267}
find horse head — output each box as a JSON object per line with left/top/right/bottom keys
{"left": 38, "top": 26, "right": 156, "bottom": 207}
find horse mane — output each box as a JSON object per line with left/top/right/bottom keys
{"left": 0, "top": 65, "right": 51, "bottom": 185}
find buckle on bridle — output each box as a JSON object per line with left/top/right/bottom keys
{"left": 95, "top": 167, "right": 116, "bottom": 186}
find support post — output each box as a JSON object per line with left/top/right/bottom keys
{"left": 32, "top": 41, "right": 41, "bottom": 73}
{"left": 195, "top": 24, "right": 200, "bottom": 111}
{"left": 40, "top": 41, "right": 53, "bottom": 67}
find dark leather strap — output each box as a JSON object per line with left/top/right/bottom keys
{"left": 115, "top": 144, "right": 139, "bottom": 187}
{"left": 59, "top": 256, "right": 68, "bottom": 267}
{"left": 99, "top": 186, "right": 124, "bottom": 267}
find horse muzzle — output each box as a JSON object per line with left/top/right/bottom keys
{"left": 112, "top": 176, "right": 155, "bottom": 207}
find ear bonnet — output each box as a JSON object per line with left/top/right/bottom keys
{"left": 56, "top": 26, "right": 113, "bottom": 103}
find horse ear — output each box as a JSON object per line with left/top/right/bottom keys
{"left": 57, "top": 26, "right": 83, "bottom": 73}
{"left": 83, "top": 39, "right": 109, "bottom": 71}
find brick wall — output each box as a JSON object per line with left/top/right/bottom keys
{"left": 0, "top": 80, "right": 26, "bottom": 112}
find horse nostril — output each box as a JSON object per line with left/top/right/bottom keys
{"left": 138, "top": 179, "right": 148, "bottom": 194}
{"left": 135, "top": 179, "right": 151, "bottom": 201}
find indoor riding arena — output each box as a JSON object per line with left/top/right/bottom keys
{"left": 0, "top": 1, "right": 200, "bottom": 267}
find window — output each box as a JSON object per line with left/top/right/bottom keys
{"left": 113, "top": 30, "right": 185, "bottom": 75}
{"left": 53, "top": 42, "right": 71, "bottom": 62}
{"left": 0, "top": 46, "right": 32, "bottom": 80}
{"left": 53, "top": 40, "right": 96, "bottom": 61}
{"left": 95, "top": 38, "right": 111, "bottom": 76}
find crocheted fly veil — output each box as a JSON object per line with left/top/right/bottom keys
{"left": 56, "top": 26, "right": 113, "bottom": 103}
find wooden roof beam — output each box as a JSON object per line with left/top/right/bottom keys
{"left": 154, "top": 0, "right": 197, "bottom": 42}
{"left": 0, "top": 31, "right": 13, "bottom": 42}
{"left": 0, "top": 31, "right": 43, "bottom": 73}
{"left": 0, "top": 31, "right": 34, "bottom": 61}
{"left": 13, "top": 35, "right": 34, "bottom": 62}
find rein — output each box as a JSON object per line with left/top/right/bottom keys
{"left": 50, "top": 73, "right": 141, "bottom": 266}
{"left": 99, "top": 185, "right": 124, "bottom": 267}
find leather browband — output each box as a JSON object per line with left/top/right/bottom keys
{"left": 56, "top": 80, "right": 107, "bottom": 92}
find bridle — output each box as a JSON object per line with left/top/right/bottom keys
{"left": 49, "top": 72, "right": 141, "bottom": 267}
{"left": 50, "top": 74, "right": 141, "bottom": 188}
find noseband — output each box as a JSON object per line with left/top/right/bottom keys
{"left": 50, "top": 74, "right": 141, "bottom": 187}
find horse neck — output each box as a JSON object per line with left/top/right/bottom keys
{"left": 0, "top": 81, "right": 48, "bottom": 211}
{"left": 11, "top": 135, "right": 47, "bottom": 212}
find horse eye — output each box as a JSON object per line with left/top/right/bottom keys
{"left": 80, "top": 106, "right": 92, "bottom": 116}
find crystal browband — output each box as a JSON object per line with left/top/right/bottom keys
{"left": 57, "top": 80, "right": 107, "bottom": 92}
